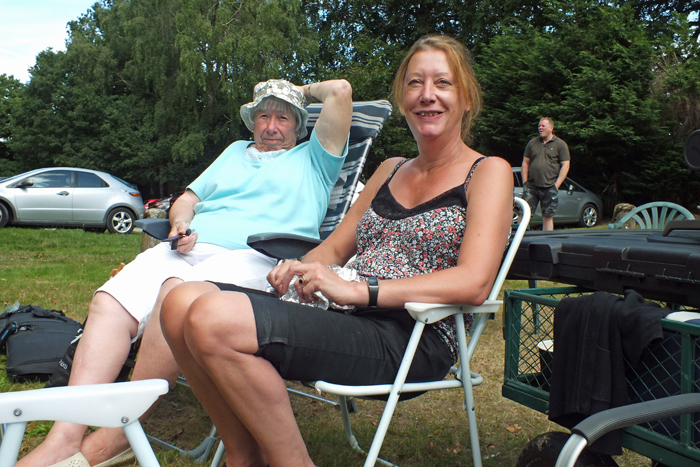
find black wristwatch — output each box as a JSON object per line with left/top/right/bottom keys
{"left": 367, "top": 276, "right": 379, "bottom": 307}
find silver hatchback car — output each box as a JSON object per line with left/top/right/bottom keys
{"left": 0, "top": 168, "right": 145, "bottom": 234}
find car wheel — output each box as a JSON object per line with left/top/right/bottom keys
{"left": 0, "top": 203, "right": 8, "bottom": 228}
{"left": 106, "top": 208, "right": 135, "bottom": 234}
{"left": 516, "top": 432, "right": 617, "bottom": 467}
{"left": 579, "top": 204, "right": 599, "bottom": 228}
{"left": 513, "top": 205, "right": 523, "bottom": 225}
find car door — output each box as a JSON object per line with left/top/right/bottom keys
{"left": 13, "top": 170, "right": 74, "bottom": 222}
{"left": 555, "top": 179, "right": 586, "bottom": 223}
{"left": 71, "top": 171, "right": 113, "bottom": 223}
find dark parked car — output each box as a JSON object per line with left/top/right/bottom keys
{"left": 0, "top": 168, "right": 145, "bottom": 234}
{"left": 513, "top": 168, "right": 602, "bottom": 228}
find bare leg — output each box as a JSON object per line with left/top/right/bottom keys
{"left": 80, "top": 278, "right": 184, "bottom": 465}
{"left": 161, "top": 283, "right": 315, "bottom": 467}
{"left": 542, "top": 216, "right": 554, "bottom": 231}
{"left": 17, "top": 292, "right": 139, "bottom": 467}
{"left": 18, "top": 278, "right": 183, "bottom": 467}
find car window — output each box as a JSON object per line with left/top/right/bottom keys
{"left": 111, "top": 175, "right": 137, "bottom": 189}
{"left": 77, "top": 171, "right": 107, "bottom": 188}
{"left": 565, "top": 178, "right": 584, "bottom": 192}
{"left": 27, "top": 170, "right": 72, "bottom": 188}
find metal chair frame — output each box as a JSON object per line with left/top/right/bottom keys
{"left": 0, "top": 380, "right": 168, "bottom": 467}
{"left": 556, "top": 394, "right": 700, "bottom": 467}
{"left": 313, "top": 198, "right": 532, "bottom": 467}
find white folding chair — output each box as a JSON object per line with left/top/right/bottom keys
{"left": 0, "top": 380, "right": 168, "bottom": 467}
{"left": 314, "top": 197, "right": 531, "bottom": 467}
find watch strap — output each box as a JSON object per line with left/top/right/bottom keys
{"left": 367, "top": 276, "right": 379, "bottom": 307}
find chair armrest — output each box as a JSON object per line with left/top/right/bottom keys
{"left": 570, "top": 393, "right": 700, "bottom": 444}
{"left": 405, "top": 300, "right": 502, "bottom": 324}
{"left": 0, "top": 379, "right": 169, "bottom": 427}
{"left": 135, "top": 219, "right": 171, "bottom": 240}
{"left": 246, "top": 233, "right": 322, "bottom": 259}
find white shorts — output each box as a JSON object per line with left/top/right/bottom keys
{"left": 97, "top": 242, "right": 277, "bottom": 339}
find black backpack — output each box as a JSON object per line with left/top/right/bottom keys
{"left": 0, "top": 305, "right": 83, "bottom": 381}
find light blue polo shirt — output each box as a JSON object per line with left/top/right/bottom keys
{"left": 187, "top": 128, "right": 347, "bottom": 250}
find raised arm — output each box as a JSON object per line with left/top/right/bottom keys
{"left": 299, "top": 80, "right": 353, "bottom": 157}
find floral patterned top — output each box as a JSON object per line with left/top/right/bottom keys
{"left": 351, "top": 156, "right": 487, "bottom": 363}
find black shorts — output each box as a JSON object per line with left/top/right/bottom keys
{"left": 213, "top": 283, "right": 453, "bottom": 388}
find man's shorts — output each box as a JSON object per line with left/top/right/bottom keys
{"left": 523, "top": 182, "right": 559, "bottom": 217}
{"left": 97, "top": 243, "right": 277, "bottom": 339}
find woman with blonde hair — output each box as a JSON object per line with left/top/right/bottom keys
{"left": 161, "top": 34, "right": 513, "bottom": 467}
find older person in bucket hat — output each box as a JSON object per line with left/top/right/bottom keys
{"left": 18, "top": 78, "right": 352, "bottom": 467}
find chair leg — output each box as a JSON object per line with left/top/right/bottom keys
{"left": 210, "top": 440, "right": 225, "bottom": 467}
{"left": 361, "top": 322, "right": 426, "bottom": 467}
{"left": 147, "top": 424, "right": 218, "bottom": 462}
{"left": 0, "top": 422, "right": 26, "bottom": 467}
{"left": 122, "top": 421, "right": 160, "bottom": 467}
{"left": 460, "top": 358, "right": 482, "bottom": 467}
{"left": 339, "top": 396, "right": 362, "bottom": 453}
{"left": 337, "top": 395, "right": 397, "bottom": 467}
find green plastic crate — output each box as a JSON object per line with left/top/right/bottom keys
{"left": 503, "top": 286, "right": 700, "bottom": 466}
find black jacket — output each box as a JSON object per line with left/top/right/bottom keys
{"left": 548, "top": 290, "right": 669, "bottom": 455}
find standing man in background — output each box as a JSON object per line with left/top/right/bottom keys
{"left": 521, "top": 117, "right": 570, "bottom": 231}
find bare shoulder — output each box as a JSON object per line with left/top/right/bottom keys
{"left": 478, "top": 155, "right": 511, "bottom": 171}
{"left": 468, "top": 156, "right": 513, "bottom": 198}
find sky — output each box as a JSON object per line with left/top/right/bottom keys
{"left": 1, "top": 1, "right": 98, "bottom": 83}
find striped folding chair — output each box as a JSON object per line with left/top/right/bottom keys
{"left": 245, "top": 100, "right": 394, "bottom": 258}
{"left": 137, "top": 100, "right": 393, "bottom": 463}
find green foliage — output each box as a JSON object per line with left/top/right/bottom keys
{"left": 3, "top": 0, "right": 699, "bottom": 208}
{"left": 7, "top": 0, "right": 316, "bottom": 198}
{"left": 474, "top": 0, "right": 700, "bottom": 210}
{"left": 0, "top": 74, "right": 23, "bottom": 175}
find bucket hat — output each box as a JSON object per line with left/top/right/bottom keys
{"left": 240, "top": 79, "right": 309, "bottom": 139}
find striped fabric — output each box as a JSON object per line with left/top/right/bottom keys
{"left": 302, "top": 100, "right": 393, "bottom": 239}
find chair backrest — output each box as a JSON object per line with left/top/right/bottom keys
{"left": 303, "top": 100, "right": 393, "bottom": 239}
{"left": 465, "top": 197, "right": 531, "bottom": 361}
{"left": 607, "top": 201, "right": 694, "bottom": 230}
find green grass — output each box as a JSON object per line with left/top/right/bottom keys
{"left": 0, "top": 227, "right": 141, "bottom": 321}
{"left": 0, "top": 227, "right": 649, "bottom": 466}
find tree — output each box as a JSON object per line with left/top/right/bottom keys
{"left": 625, "top": 0, "right": 700, "bottom": 40}
{"left": 651, "top": 14, "right": 700, "bottom": 144}
{"left": 302, "top": 0, "right": 564, "bottom": 176}
{"left": 8, "top": 0, "right": 316, "bottom": 197}
{"left": 474, "top": 0, "right": 700, "bottom": 210}
{"left": 0, "top": 75, "right": 23, "bottom": 175}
